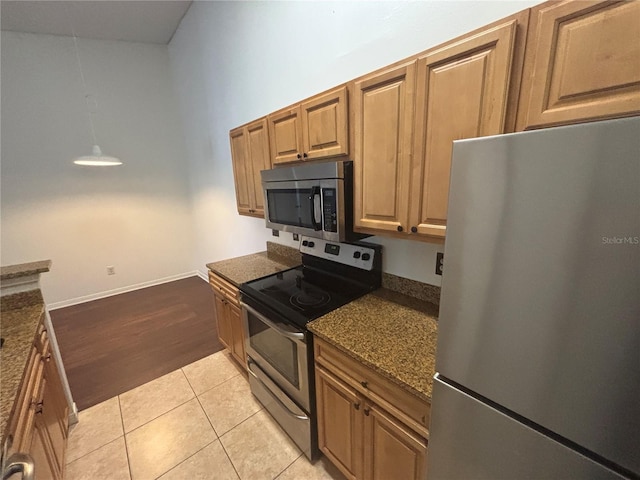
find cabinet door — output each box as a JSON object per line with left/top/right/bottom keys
{"left": 42, "top": 351, "right": 69, "bottom": 468}
{"left": 228, "top": 302, "right": 247, "bottom": 370}
{"left": 30, "top": 411, "right": 61, "bottom": 480}
{"left": 411, "top": 19, "right": 518, "bottom": 239}
{"left": 301, "top": 86, "right": 348, "bottom": 159}
{"left": 213, "top": 292, "right": 232, "bottom": 350}
{"left": 246, "top": 118, "right": 271, "bottom": 216}
{"left": 363, "top": 403, "right": 427, "bottom": 480}
{"left": 352, "top": 62, "right": 416, "bottom": 235}
{"left": 517, "top": 0, "right": 640, "bottom": 130}
{"left": 316, "top": 367, "right": 363, "bottom": 480}
{"left": 269, "top": 107, "right": 304, "bottom": 164}
{"left": 230, "top": 127, "right": 253, "bottom": 216}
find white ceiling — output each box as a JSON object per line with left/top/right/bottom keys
{"left": 1, "top": 0, "right": 192, "bottom": 45}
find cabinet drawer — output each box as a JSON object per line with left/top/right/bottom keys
{"left": 314, "top": 337, "right": 430, "bottom": 438}
{"left": 208, "top": 272, "right": 240, "bottom": 306}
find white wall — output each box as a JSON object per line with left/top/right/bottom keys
{"left": 168, "top": 0, "right": 539, "bottom": 287}
{"left": 1, "top": 32, "right": 194, "bottom": 306}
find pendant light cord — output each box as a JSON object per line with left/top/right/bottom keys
{"left": 67, "top": 4, "right": 99, "bottom": 147}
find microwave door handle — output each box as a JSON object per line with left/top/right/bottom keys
{"left": 309, "top": 186, "right": 322, "bottom": 231}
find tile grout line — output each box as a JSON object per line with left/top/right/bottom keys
{"left": 64, "top": 399, "right": 124, "bottom": 466}
{"left": 178, "top": 367, "right": 197, "bottom": 398}
{"left": 152, "top": 439, "right": 219, "bottom": 480}
{"left": 118, "top": 395, "right": 134, "bottom": 480}
{"left": 192, "top": 391, "right": 243, "bottom": 480}
{"left": 65, "top": 435, "right": 126, "bottom": 469}
{"left": 120, "top": 369, "right": 198, "bottom": 434}
{"left": 214, "top": 407, "right": 270, "bottom": 480}
{"left": 273, "top": 452, "right": 304, "bottom": 479}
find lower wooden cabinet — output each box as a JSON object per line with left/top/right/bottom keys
{"left": 4, "top": 315, "right": 69, "bottom": 480}
{"left": 213, "top": 293, "right": 232, "bottom": 350}
{"left": 314, "top": 338, "right": 429, "bottom": 480}
{"left": 209, "top": 271, "right": 247, "bottom": 370}
{"left": 316, "top": 367, "right": 363, "bottom": 480}
{"left": 227, "top": 302, "right": 246, "bottom": 369}
{"left": 365, "top": 404, "right": 427, "bottom": 480}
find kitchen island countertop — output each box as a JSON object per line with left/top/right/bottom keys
{"left": 206, "top": 242, "right": 301, "bottom": 287}
{"left": 308, "top": 288, "right": 439, "bottom": 402}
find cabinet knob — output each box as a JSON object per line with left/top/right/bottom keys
{"left": 397, "top": 226, "right": 403, "bottom": 232}
{"left": 303, "top": 153, "right": 308, "bottom": 158}
{"left": 411, "top": 226, "right": 417, "bottom": 233}
{"left": 364, "top": 407, "right": 370, "bottom": 416}
{"left": 354, "top": 402, "right": 360, "bottom": 410}
{"left": 360, "top": 380, "right": 368, "bottom": 388}
{"left": 422, "top": 415, "right": 427, "bottom": 424}
{"left": 297, "top": 153, "right": 302, "bottom": 159}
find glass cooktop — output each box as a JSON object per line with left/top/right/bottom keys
{"left": 240, "top": 265, "right": 373, "bottom": 328}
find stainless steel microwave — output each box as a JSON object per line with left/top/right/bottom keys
{"left": 261, "top": 160, "right": 361, "bottom": 242}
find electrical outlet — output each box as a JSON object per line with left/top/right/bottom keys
{"left": 107, "top": 266, "right": 115, "bottom": 275}
{"left": 272, "top": 229, "right": 279, "bottom": 237}
{"left": 435, "top": 253, "right": 444, "bottom": 276}
{"left": 293, "top": 233, "right": 299, "bottom": 241}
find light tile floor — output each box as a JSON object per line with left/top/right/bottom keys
{"left": 65, "top": 350, "right": 345, "bottom": 480}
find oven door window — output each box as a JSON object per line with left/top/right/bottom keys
{"left": 246, "top": 312, "right": 300, "bottom": 389}
{"left": 266, "top": 188, "right": 315, "bottom": 229}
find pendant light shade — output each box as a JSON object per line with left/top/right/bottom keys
{"left": 67, "top": 6, "right": 122, "bottom": 167}
{"left": 73, "top": 145, "right": 123, "bottom": 166}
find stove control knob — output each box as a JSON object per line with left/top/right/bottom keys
{"left": 302, "top": 240, "right": 309, "bottom": 247}
{"left": 308, "top": 241, "right": 315, "bottom": 248}
{"left": 353, "top": 251, "right": 361, "bottom": 259}
{"left": 362, "top": 253, "right": 371, "bottom": 261}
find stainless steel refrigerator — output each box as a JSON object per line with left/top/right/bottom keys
{"left": 429, "top": 117, "right": 640, "bottom": 479}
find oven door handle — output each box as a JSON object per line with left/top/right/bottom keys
{"left": 241, "top": 302, "right": 305, "bottom": 341}
{"left": 247, "top": 359, "right": 309, "bottom": 421}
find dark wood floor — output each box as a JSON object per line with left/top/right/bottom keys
{"left": 50, "top": 276, "right": 223, "bottom": 411}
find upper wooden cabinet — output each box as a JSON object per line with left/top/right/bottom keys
{"left": 269, "top": 86, "right": 349, "bottom": 164}
{"left": 352, "top": 62, "right": 416, "bottom": 235}
{"left": 410, "top": 15, "right": 526, "bottom": 240}
{"left": 229, "top": 0, "right": 637, "bottom": 239}
{"left": 353, "top": 13, "right": 527, "bottom": 241}
{"left": 517, "top": 0, "right": 640, "bottom": 130}
{"left": 268, "top": 107, "right": 304, "bottom": 164}
{"left": 230, "top": 118, "right": 271, "bottom": 218}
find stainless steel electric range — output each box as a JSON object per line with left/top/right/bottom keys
{"left": 239, "top": 236, "right": 382, "bottom": 460}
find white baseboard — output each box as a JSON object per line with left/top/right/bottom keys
{"left": 48, "top": 271, "right": 201, "bottom": 310}
{"left": 195, "top": 269, "right": 208, "bottom": 282}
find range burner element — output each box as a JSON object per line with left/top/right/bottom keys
{"left": 290, "top": 290, "right": 332, "bottom": 310}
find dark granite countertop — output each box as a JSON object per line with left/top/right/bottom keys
{"left": 206, "top": 242, "right": 301, "bottom": 287}
{"left": 308, "top": 288, "right": 439, "bottom": 402}
{"left": 1, "top": 260, "right": 51, "bottom": 281}
{"left": 0, "top": 290, "right": 45, "bottom": 437}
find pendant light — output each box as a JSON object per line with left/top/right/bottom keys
{"left": 69, "top": 14, "right": 122, "bottom": 167}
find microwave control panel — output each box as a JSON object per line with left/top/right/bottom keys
{"left": 322, "top": 188, "right": 337, "bottom": 233}
{"left": 300, "top": 236, "right": 376, "bottom": 271}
